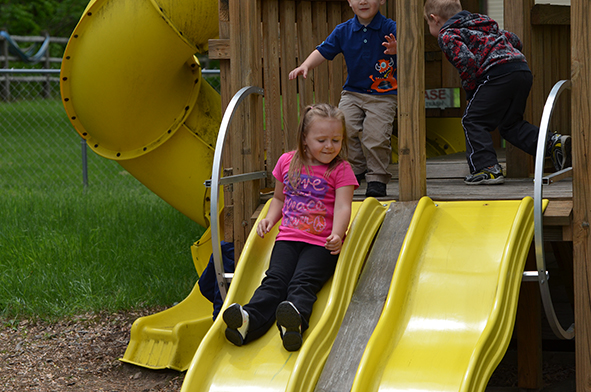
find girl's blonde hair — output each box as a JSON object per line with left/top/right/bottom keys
{"left": 424, "top": 0, "right": 462, "bottom": 21}
{"left": 287, "top": 103, "right": 348, "bottom": 189}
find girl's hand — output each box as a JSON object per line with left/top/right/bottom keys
{"left": 383, "top": 33, "right": 397, "bottom": 55}
{"left": 325, "top": 233, "right": 343, "bottom": 255}
{"left": 257, "top": 218, "right": 274, "bottom": 238}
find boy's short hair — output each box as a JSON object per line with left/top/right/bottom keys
{"left": 424, "top": 0, "right": 462, "bottom": 21}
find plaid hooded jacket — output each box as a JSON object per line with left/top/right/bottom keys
{"left": 438, "top": 10, "right": 529, "bottom": 98}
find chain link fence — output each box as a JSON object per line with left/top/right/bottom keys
{"left": 0, "top": 68, "right": 220, "bottom": 191}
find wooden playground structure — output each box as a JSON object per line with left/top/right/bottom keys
{"left": 208, "top": 0, "right": 589, "bottom": 390}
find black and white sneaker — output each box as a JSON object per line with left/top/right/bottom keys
{"left": 464, "top": 163, "right": 505, "bottom": 185}
{"left": 276, "top": 301, "right": 302, "bottom": 351}
{"left": 548, "top": 133, "right": 572, "bottom": 171}
{"left": 223, "top": 303, "right": 249, "bottom": 346}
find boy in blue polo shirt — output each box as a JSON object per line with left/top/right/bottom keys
{"left": 289, "top": 0, "right": 397, "bottom": 198}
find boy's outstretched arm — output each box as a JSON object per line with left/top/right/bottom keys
{"left": 383, "top": 33, "right": 397, "bottom": 55}
{"left": 288, "top": 49, "right": 326, "bottom": 80}
{"left": 325, "top": 185, "right": 354, "bottom": 255}
{"left": 256, "top": 181, "right": 285, "bottom": 238}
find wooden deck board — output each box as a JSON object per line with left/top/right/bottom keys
{"left": 354, "top": 152, "right": 573, "bottom": 203}
{"left": 353, "top": 177, "right": 573, "bottom": 202}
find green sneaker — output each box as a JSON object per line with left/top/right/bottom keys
{"left": 548, "top": 133, "right": 572, "bottom": 171}
{"left": 464, "top": 164, "right": 505, "bottom": 185}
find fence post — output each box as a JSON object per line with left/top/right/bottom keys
{"left": 1, "top": 32, "right": 10, "bottom": 101}
{"left": 43, "top": 34, "right": 51, "bottom": 98}
{"left": 81, "top": 138, "right": 89, "bottom": 188}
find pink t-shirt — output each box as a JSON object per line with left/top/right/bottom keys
{"left": 273, "top": 152, "right": 358, "bottom": 247}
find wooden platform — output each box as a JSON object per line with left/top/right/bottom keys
{"left": 255, "top": 152, "right": 573, "bottom": 241}
{"left": 353, "top": 152, "right": 573, "bottom": 242}
{"left": 353, "top": 152, "right": 573, "bottom": 202}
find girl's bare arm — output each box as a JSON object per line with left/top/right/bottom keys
{"left": 325, "top": 185, "right": 354, "bottom": 254}
{"left": 256, "top": 181, "right": 285, "bottom": 238}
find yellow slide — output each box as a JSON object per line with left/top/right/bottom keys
{"left": 180, "top": 197, "right": 390, "bottom": 392}
{"left": 118, "top": 226, "right": 218, "bottom": 370}
{"left": 60, "top": 0, "right": 222, "bottom": 370}
{"left": 60, "top": 0, "right": 220, "bottom": 228}
{"left": 350, "top": 197, "right": 539, "bottom": 392}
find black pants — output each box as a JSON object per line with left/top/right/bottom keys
{"left": 242, "top": 240, "right": 338, "bottom": 343}
{"left": 462, "top": 70, "right": 545, "bottom": 173}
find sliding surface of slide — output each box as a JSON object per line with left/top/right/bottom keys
{"left": 350, "top": 196, "right": 539, "bottom": 392}
{"left": 180, "top": 197, "right": 390, "bottom": 392}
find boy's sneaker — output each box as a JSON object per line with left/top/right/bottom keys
{"left": 355, "top": 170, "right": 367, "bottom": 184}
{"left": 366, "top": 181, "right": 387, "bottom": 197}
{"left": 276, "top": 301, "right": 302, "bottom": 351}
{"left": 548, "top": 133, "right": 572, "bottom": 171}
{"left": 223, "top": 303, "right": 249, "bottom": 346}
{"left": 464, "top": 164, "right": 505, "bottom": 185}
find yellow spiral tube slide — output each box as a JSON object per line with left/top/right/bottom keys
{"left": 60, "top": 0, "right": 220, "bottom": 228}
{"left": 60, "top": 0, "right": 222, "bottom": 371}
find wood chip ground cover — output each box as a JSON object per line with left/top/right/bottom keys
{"left": 0, "top": 308, "right": 575, "bottom": 391}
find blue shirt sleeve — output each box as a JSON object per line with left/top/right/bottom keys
{"left": 317, "top": 22, "right": 346, "bottom": 61}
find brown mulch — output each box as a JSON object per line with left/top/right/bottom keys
{"left": 0, "top": 308, "right": 576, "bottom": 391}
{"left": 0, "top": 308, "right": 184, "bottom": 392}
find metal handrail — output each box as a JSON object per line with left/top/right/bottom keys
{"left": 209, "top": 86, "right": 265, "bottom": 300}
{"left": 533, "top": 79, "right": 574, "bottom": 340}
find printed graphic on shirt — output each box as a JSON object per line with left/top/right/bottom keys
{"left": 370, "top": 58, "right": 397, "bottom": 93}
{"left": 282, "top": 173, "right": 329, "bottom": 235}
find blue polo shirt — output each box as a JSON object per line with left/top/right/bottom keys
{"left": 317, "top": 12, "right": 397, "bottom": 95}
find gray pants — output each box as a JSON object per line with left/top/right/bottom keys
{"left": 339, "top": 91, "right": 397, "bottom": 184}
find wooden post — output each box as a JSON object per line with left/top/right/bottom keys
{"left": 503, "top": 0, "right": 534, "bottom": 178}
{"left": 296, "top": 1, "right": 314, "bottom": 113}
{"left": 516, "top": 244, "right": 542, "bottom": 389}
{"left": 327, "top": 3, "right": 345, "bottom": 107}
{"left": 228, "top": 0, "right": 263, "bottom": 257}
{"left": 280, "top": 0, "right": 299, "bottom": 150}
{"left": 571, "top": 1, "right": 591, "bottom": 390}
{"left": 262, "top": 0, "right": 282, "bottom": 181}
{"left": 216, "top": 0, "right": 235, "bottom": 244}
{"left": 396, "top": 1, "right": 426, "bottom": 201}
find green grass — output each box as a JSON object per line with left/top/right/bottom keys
{"left": 0, "top": 186, "right": 205, "bottom": 321}
{"left": 0, "top": 97, "right": 127, "bottom": 189}
{"left": 0, "top": 97, "right": 207, "bottom": 321}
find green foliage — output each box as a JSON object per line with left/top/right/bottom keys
{"left": 0, "top": 0, "right": 88, "bottom": 37}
